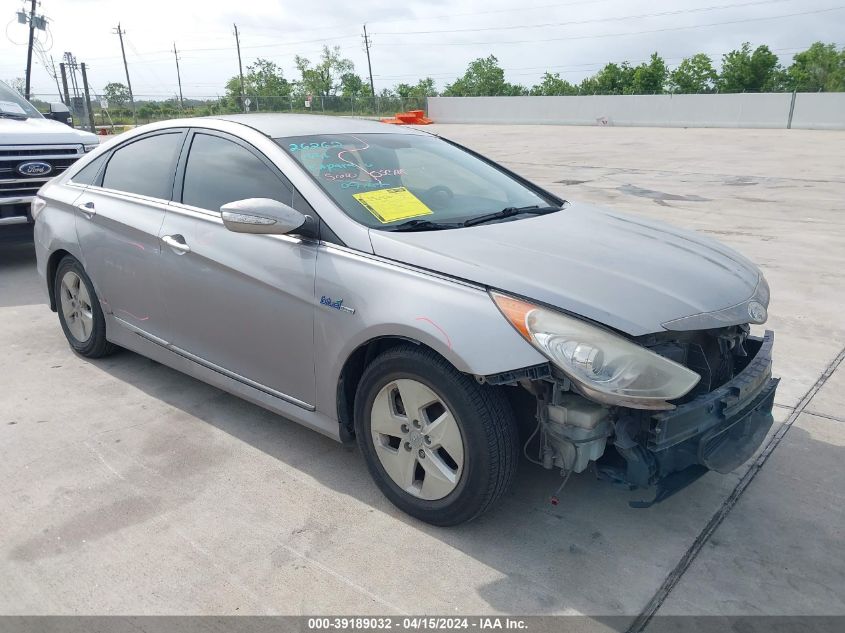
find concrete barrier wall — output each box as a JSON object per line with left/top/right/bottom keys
{"left": 427, "top": 93, "right": 845, "bottom": 129}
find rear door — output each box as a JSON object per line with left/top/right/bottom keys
{"left": 156, "top": 129, "right": 318, "bottom": 408}
{"left": 74, "top": 130, "right": 186, "bottom": 339}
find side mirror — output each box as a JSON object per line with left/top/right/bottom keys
{"left": 221, "top": 198, "right": 308, "bottom": 235}
{"left": 47, "top": 102, "right": 72, "bottom": 126}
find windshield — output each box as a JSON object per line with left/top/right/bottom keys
{"left": 277, "top": 133, "right": 556, "bottom": 229}
{"left": 0, "top": 81, "right": 42, "bottom": 119}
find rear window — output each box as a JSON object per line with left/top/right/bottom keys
{"left": 278, "top": 133, "right": 551, "bottom": 229}
{"left": 102, "top": 132, "right": 183, "bottom": 200}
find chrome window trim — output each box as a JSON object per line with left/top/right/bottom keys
{"left": 165, "top": 201, "right": 306, "bottom": 246}
{"left": 80, "top": 185, "right": 172, "bottom": 211}
{"left": 114, "top": 316, "right": 315, "bottom": 410}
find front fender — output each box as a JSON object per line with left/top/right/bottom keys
{"left": 34, "top": 184, "right": 87, "bottom": 308}
{"left": 314, "top": 245, "right": 546, "bottom": 416}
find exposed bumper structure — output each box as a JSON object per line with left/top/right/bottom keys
{"left": 599, "top": 331, "right": 778, "bottom": 505}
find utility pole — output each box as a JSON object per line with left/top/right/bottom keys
{"left": 23, "top": 0, "right": 38, "bottom": 99}
{"left": 63, "top": 52, "right": 79, "bottom": 100}
{"left": 80, "top": 63, "right": 95, "bottom": 133}
{"left": 59, "top": 62, "right": 70, "bottom": 107}
{"left": 233, "top": 24, "right": 246, "bottom": 112}
{"left": 113, "top": 23, "right": 137, "bottom": 124}
{"left": 363, "top": 24, "right": 375, "bottom": 98}
{"left": 173, "top": 42, "right": 184, "bottom": 109}
{"left": 50, "top": 56, "right": 63, "bottom": 103}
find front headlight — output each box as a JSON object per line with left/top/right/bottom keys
{"left": 491, "top": 292, "right": 700, "bottom": 410}
{"left": 83, "top": 143, "right": 99, "bottom": 152}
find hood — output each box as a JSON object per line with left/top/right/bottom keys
{"left": 0, "top": 116, "right": 98, "bottom": 145}
{"left": 368, "top": 203, "right": 765, "bottom": 336}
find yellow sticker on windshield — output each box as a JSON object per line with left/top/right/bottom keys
{"left": 353, "top": 187, "right": 433, "bottom": 224}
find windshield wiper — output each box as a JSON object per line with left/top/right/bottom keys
{"left": 389, "top": 219, "right": 463, "bottom": 232}
{"left": 0, "top": 112, "right": 28, "bottom": 120}
{"left": 462, "top": 205, "right": 561, "bottom": 227}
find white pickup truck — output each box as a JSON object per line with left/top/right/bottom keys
{"left": 1, "top": 80, "right": 99, "bottom": 238}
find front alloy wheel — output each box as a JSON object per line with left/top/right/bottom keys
{"left": 59, "top": 270, "right": 94, "bottom": 343}
{"left": 355, "top": 344, "right": 519, "bottom": 526}
{"left": 370, "top": 378, "right": 465, "bottom": 501}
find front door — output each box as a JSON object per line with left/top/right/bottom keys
{"left": 75, "top": 130, "right": 186, "bottom": 339}
{"left": 156, "top": 130, "right": 317, "bottom": 407}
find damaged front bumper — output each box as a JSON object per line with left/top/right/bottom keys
{"left": 601, "top": 331, "right": 779, "bottom": 505}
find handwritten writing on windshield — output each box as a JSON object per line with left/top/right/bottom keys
{"left": 288, "top": 141, "right": 343, "bottom": 152}
{"left": 324, "top": 168, "right": 406, "bottom": 182}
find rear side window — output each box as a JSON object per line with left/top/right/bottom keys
{"left": 102, "top": 132, "right": 184, "bottom": 200}
{"left": 69, "top": 154, "right": 106, "bottom": 185}
{"left": 181, "top": 133, "right": 292, "bottom": 212}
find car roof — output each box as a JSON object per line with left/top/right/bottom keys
{"left": 208, "top": 113, "right": 428, "bottom": 138}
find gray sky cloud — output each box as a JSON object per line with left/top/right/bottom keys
{"left": 2, "top": 0, "right": 843, "bottom": 99}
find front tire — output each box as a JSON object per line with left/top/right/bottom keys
{"left": 55, "top": 256, "right": 116, "bottom": 358}
{"left": 354, "top": 344, "right": 519, "bottom": 526}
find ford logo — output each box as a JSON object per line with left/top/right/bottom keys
{"left": 17, "top": 161, "right": 53, "bottom": 177}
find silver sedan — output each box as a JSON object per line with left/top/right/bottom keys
{"left": 34, "top": 115, "right": 778, "bottom": 525}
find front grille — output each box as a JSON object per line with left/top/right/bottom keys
{"left": 0, "top": 145, "right": 84, "bottom": 201}
{"left": 0, "top": 146, "right": 80, "bottom": 157}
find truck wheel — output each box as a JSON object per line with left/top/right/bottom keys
{"left": 354, "top": 344, "right": 518, "bottom": 526}
{"left": 55, "top": 256, "right": 116, "bottom": 358}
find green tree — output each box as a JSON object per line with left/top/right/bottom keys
{"left": 339, "top": 72, "right": 367, "bottom": 98}
{"left": 443, "top": 56, "right": 527, "bottom": 96}
{"left": 294, "top": 46, "right": 355, "bottom": 97}
{"left": 582, "top": 62, "right": 634, "bottom": 95}
{"left": 717, "top": 43, "right": 785, "bottom": 92}
{"left": 225, "top": 59, "right": 290, "bottom": 100}
{"left": 530, "top": 72, "right": 578, "bottom": 95}
{"left": 6, "top": 77, "right": 26, "bottom": 94}
{"left": 627, "top": 53, "right": 668, "bottom": 94}
{"left": 103, "top": 82, "right": 130, "bottom": 106}
{"left": 395, "top": 77, "right": 438, "bottom": 99}
{"left": 786, "top": 42, "right": 845, "bottom": 92}
{"left": 668, "top": 54, "right": 718, "bottom": 93}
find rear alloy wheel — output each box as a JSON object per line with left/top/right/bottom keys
{"left": 55, "top": 257, "right": 116, "bottom": 358}
{"left": 355, "top": 345, "right": 519, "bottom": 526}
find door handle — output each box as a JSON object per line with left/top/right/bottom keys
{"left": 162, "top": 234, "right": 191, "bottom": 254}
{"left": 76, "top": 201, "right": 96, "bottom": 219}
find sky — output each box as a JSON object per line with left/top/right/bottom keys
{"left": 2, "top": 0, "right": 844, "bottom": 100}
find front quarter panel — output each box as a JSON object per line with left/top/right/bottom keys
{"left": 34, "top": 182, "right": 87, "bottom": 306}
{"left": 314, "top": 244, "right": 547, "bottom": 416}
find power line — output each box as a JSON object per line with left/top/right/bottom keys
{"left": 374, "top": 0, "right": 795, "bottom": 36}
{"left": 376, "top": 5, "right": 845, "bottom": 46}
{"left": 370, "top": 44, "right": 828, "bottom": 81}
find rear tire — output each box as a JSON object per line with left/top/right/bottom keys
{"left": 354, "top": 344, "right": 519, "bottom": 526}
{"left": 55, "top": 256, "right": 116, "bottom": 358}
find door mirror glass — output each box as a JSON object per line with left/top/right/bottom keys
{"left": 221, "top": 198, "right": 307, "bottom": 235}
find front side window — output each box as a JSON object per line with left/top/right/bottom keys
{"left": 102, "top": 132, "right": 184, "bottom": 200}
{"left": 278, "top": 133, "right": 555, "bottom": 229}
{"left": 182, "top": 133, "right": 292, "bottom": 212}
